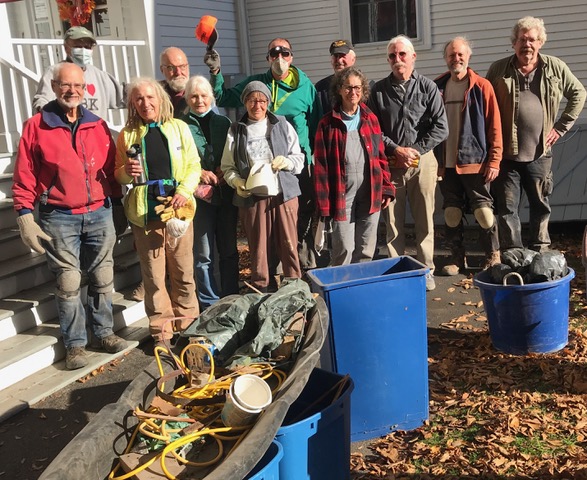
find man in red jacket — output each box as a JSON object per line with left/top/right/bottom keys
{"left": 434, "top": 37, "right": 503, "bottom": 275}
{"left": 12, "top": 63, "right": 128, "bottom": 370}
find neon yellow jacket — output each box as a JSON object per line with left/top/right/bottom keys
{"left": 115, "top": 118, "right": 201, "bottom": 227}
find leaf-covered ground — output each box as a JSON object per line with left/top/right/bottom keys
{"left": 351, "top": 234, "right": 587, "bottom": 480}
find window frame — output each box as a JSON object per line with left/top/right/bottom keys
{"left": 341, "top": 0, "right": 431, "bottom": 50}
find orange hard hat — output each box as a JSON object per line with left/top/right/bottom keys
{"left": 195, "top": 15, "right": 218, "bottom": 44}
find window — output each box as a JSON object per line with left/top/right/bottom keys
{"left": 350, "top": 0, "right": 418, "bottom": 44}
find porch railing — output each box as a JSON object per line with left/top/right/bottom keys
{"left": 0, "top": 38, "right": 150, "bottom": 154}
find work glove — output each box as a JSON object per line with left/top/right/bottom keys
{"left": 16, "top": 213, "right": 53, "bottom": 254}
{"left": 154, "top": 196, "right": 175, "bottom": 222}
{"left": 233, "top": 178, "right": 251, "bottom": 198}
{"left": 271, "top": 155, "right": 293, "bottom": 172}
{"left": 112, "top": 204, "right": 128, "bottom": 237}
{"left": 203, "top": 49, "right": 221, "bottom": 73}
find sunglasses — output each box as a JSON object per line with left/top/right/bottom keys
{"left": 388, "top": 51, "right": 409, "bottom": 60}
{"left": 267, "top": 46, "right": 292, "bottom": 59}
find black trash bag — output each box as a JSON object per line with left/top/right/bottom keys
{"left": 489, "top": 263, "right": 513, "bottom": 284}
{"left": 526, "top": 250, "right": 568, "bottom": 283}
{"left": 501, "top": 248, "right": 538, "bottom": 269}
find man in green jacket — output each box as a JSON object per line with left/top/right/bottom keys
{"left": 204, "top": 38, "right": 322, "bottom": 271}
{"left": 486, "top": 16, "right": 586, "bottom": 252}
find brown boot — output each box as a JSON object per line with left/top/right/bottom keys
{"left": 481, "top": 250, "right": 501, "bottom": 271}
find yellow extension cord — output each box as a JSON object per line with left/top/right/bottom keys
{"left": 108, "top": 341, "right": 285, "bottom": 480}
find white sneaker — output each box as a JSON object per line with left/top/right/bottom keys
{"left": 425, "top": 272, "right": 436, "bottom": 291}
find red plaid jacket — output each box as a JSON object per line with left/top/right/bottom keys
{"left": 313, "top": 103, "right": 395, "bottom": 221}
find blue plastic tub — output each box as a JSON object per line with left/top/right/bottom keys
{"left": 244, "top": 440, "right": 283, "bottom": 480}
{"left": 474, "top": 268, "right": 575, "bottom": 355}
{"left": 276, "top": 368, "right": 353, "bottom": 480}
{"left": 307, "top": 256, "right": 429, "bottom": 441}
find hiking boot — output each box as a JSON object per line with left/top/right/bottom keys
{"left": 440, "top": 248, "right": 466, "bottom": 276}
{"left": 130, "top": 282, "right": 145, "bottom": 301}
{"left": 481, "top": 250, "right": 501, "bottom": 271}
{"left": 99, "top": 334, "right": 127, "bottom": 353}
{"left": 65, "top": 347, "right": 88, "bottom": 370}
{"left": 425, "top": 272, "right": 436, "bottom": 291}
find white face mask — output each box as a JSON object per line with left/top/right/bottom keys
{"left": 70, "top": 47, "right": 93, "bottom": 67}
{"left": 271, "top": 57, "right": 289, "bottom": 77}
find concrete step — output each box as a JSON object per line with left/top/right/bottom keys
{"left": 0, "top": 198, "right": 16, "bottom": 230}
{"left": 0, "top": 153, "right": 14, "bottom": 175}
{"left": 0, "top": 315, "right": 151, "bottom": 422}
{"left": 0, "top": 285, "right": 148, "bottom": 392}
{"left": 0, "top": 225, "right": 30, "bottom": 261}
{"left": 0, "top": 173, "right": 12, "bottom": 200}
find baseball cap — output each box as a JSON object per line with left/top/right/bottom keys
{"left": 64, "top": 26, "right": 97, "bottom": 45}
{"left": 329, "top": 40, "right": 353, "bottom": 55}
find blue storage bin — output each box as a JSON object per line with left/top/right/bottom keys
{"left": 307, "top": 256, "right": 429, "bottom": 441}
{"left": 474, "top": 268, "right": 575, "bottom": 355}
{"left": 276, "top": 368, "right": 353, "bottom": 480}
{"left": 244, "top": 440, "right": 283, "bottom": 480}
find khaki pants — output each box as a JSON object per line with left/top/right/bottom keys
{"left": 132, "top": 221, "right": 199, "bottom": 341}
{"left": 384, "top": 150, "right": 438, "bottom": 272}
{"left": 240, "top": 195, "right": 302, "bottom": 290}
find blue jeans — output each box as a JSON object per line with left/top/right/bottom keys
{"left": 492, "top": 156, "right": 553, "bottom": 251}
{"left": 40, "top": 205, "right": 116, "bottom": 348}
{"left": 193, "top": 187, "right": 239, "bottom": 309}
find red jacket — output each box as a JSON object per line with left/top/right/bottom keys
{"left": 13, "top": 101, "right": 120, "bottom": 214}
{"left": 313, "top": 103, "right": 394, "bottom": 221}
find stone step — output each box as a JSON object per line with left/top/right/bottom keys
{"left": 0, "top": 225, "right": 30, "bottom": 262}
{"left": 0, "top": 315, "right": 151, "bottom": 422}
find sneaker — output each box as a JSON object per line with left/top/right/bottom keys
{"left": 65, "top": 347, "right": 88, "bottom": 370}
{"left": 130, "top": 282, "right": 145, "bottom": 301}
{"left": 425, "top": 272, "right": 436, "bottom": 291}
{"left": 99, "top": 334, "right": 127, "bottom": 353}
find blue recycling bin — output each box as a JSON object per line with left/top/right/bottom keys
{"left": 307, "top": 256, "right": 429, "bottom": 441}
{"left": 276, "top": 368, "right": 353, "bottom": 479}
{"left": 245, "top": 441, "right": 283, "bottom": 480}
{"left": 474, "top": 268, "right": 575, "bottom": 355}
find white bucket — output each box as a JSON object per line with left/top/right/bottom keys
{"left": 221, "top": 374, "right": 273, "bottom": 427}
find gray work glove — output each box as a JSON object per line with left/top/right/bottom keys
{"left": 203, "top": 49, "right": 221, "bottom": 73}
{"left": 16, "top": 213, "right": 53, "bottom": 254}
{"left": 112, "top": 204, "right": 128, "bottom": 238}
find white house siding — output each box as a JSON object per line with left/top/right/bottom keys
{"left": 152, "top": 0, "right": 241, "bottom": 81}
{"left": 244, "top": 0, "right": 344, "bottom": 84}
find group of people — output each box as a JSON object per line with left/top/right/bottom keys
{"left": 11, "top": 15, "right": 586, "bottom": 368}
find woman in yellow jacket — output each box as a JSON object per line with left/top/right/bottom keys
{"left": 115, "top": 77, "right": 201, "bottom": 345}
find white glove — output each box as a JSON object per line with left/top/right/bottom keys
{"left": 16, "top": 213, "right": 53, "bottom": 254}
{"left": 233, "top": 178, "right": 251, "bottom": 198}
{"left": 271, "top": 155, "right": 293, "bottom": 172}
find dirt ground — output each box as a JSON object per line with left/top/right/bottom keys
{"left": 0, "top": 222, "right": 584, "bottom": 480}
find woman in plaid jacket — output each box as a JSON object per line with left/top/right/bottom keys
{"left": 313, "top": 67, "right": 395, "bottom": 266}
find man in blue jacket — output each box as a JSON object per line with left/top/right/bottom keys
{"left": 434, "top": 37, "right": 503, "bottom": 275}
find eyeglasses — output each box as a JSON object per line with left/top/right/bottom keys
{"left": 247, "top": 98, "right": 268, "bottom": 106}
{"left": 388, "top": 51, "right": 408, "bottom": 60}
{"left": 53, "top": 81, "right": 86, "bottom": 91}
{"left": 343, "top": 85, "right": 362, "bottom": 93}
{"left": 267, "top": 46, "right": 292, "bottom": 59}
{"left": 162, "top": 64, "right": 189, "bottom": 73}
